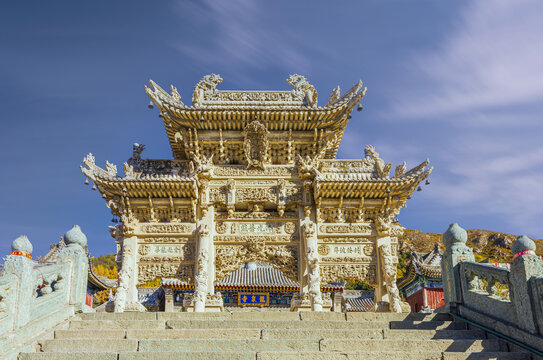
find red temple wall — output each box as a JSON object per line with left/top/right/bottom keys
{"left": 405, "top": 288, "right": 444, "bottom": 312}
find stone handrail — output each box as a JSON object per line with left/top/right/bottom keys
{"left": 0, "top": 225, "right": 92, "bottom": 359}
{"left": 441, "top": 223, "right": 543, "bottom": 352}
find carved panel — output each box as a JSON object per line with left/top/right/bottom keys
{"left": 138, "top": 263, "right": 193, "bottom": 284}
{"left": 138, "top": 244, "right": 194, "bottom": 261}
{"left": 318, "top": 223, "right": 373, "bottom": 235}
{"left": 320, "top": 264, "right": 377, "bottom": 287}
{"left": 138, "top": 237, "right": 193, "bottom": 243}
{"left": 318, "top": 237, "right": 374, "bottom": 243}
{"left": 214, "top": 235, "right": 295, "bottom": 243}
{"left": 213, "top": 166, "right": 296, "bottom": 177}
{"left": 236, "top": 188, "right": 276, "bottom": 202}
{"left": 216, "top": 211, "right": 297, "bottom": 220}
{"left": 215, "top": 222, "right": 227, "bottom": 234}
{"left": 209, "top": 187, "right": 227, "bottom": 203}
{"left": 139, "top": 224, "right": 193, "bottom": 234}
{"left": 215, "top": 244, "right": 298, "bottom": 282}
{"left": 283, "top": 222, "right": 297, "bottom": 234}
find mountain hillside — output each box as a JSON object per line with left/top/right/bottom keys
{"left": 399, "top": 228, "right": 543, "bottom": 263}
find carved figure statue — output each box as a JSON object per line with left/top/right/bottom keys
{"left": 286, "top": 74, "right": 318, "bottom": 107}
{"left": 243, "top": 121, "right": 269, "bottom": 169}
{"left": 380, "top": 243, "right": 402, "bottom": 312}
{"left": 193, "top": 74, "right": 223, "bottom": 105}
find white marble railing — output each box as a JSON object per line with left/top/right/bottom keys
{"left": 0, "top": 225, "right": 92, "bottom": 359}
{"left": 441, "top": 223, "right": 543, "bottom": 353}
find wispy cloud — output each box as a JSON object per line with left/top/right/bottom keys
{"left": 382, "top": 0, "right": 543, "bottom": 236}
{"left": 170, "top": 0, "right": 313, "bottom": 85}
{"left": 389, "top": 0, "right": 543, "bottom": 121}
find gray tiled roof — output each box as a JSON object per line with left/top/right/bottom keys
{"left": 216, "top": 261, "right": 298, "bottom": 288}
{"left": 345, "top": 297, "right": 374, "bottom": 312}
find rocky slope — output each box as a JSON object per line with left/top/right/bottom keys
{"left": 399, "top": 228, "right": 543, "bottom": 263}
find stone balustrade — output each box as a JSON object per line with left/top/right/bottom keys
{"left": 441, "top": 223, "right": 543, "bottom": 352}
{"left": 0, "top": 225, "right": 92, "bottom": 360}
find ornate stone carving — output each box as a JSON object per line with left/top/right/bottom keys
{"left": 213, "top": 166, "right": 295, "bottom": 177}
{"left": 214, "top": 235, "right": 295, "bottom": 244}
{"left": 243, "top": 121, "right": 270, "bottom": 170}
{"left": 140, "top": 224, "right": 191, "bottom": 234}
{"left": 193, "top": 74, "right": 223, "bottom": 106}
{"left": 216, "top": 211, "right": 297, "bottom": 220}
{"left": 318, "top": 244, "right": 330, "bottom": 256}
{"left": 236, "top": 188, "right": 276, "bottom": 203}
{"left": 286, "top": 74, "right": 318, "bottom": 107}
{"left": 215, "top": 222, "right": 227, "bottom": 234}
{"left": 215, "top": 244, "right": 298, "bottom": 282}
{"left": 319, "top": 223, "right": 372, "bottom": 234}
{"left": 320, "top": 264, "right": 376, "bottom": 287}
{"left": 138, "top": 244, "right": 150, "bottom": 256}
{"left": 209, "top": 187, "right": 227, "bottom": 203}
{"left": 380, "top": 243, "right": 402, "bottom": 312}
{"left": 284, "top": 222, "right": 297, "bottom": 234}
{"left": 138, "top": 263, "right": 193, "bottom": 283}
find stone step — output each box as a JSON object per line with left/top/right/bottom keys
{"left": 69, "top": 320, "right": 166, "bottom": 330}
{"left": 256, "top": 352, "right": 533, "bottom": 360}
{"left": 165, "top": 319, "right": 389, "bottom": 330}
{"left": 20, "top": 352, "right": 255, "bottom": 360}
{"left": 138, "top": 339, "right": 319, "bottom": 352}
{"left": 319, "top": 339, "right": 505, "bottom": 352}
{"left": 383, "top": 329, "right": 487, "bottom": 340}
{"left": 54, "top": 327, "right": 487, "bottom": 341}
{"left": 38, "top": 339, "right": 320, "bottom": 353}
{"left": 261, "top": 328, "right": 384, "bottom": 340}
{"left": 346, "top": 312, "right": 451, "bottom": 322}
{"left": 20, "top": 351, "right": 533, "bottom": 360}
{"left": 389, "top": 320, "right": 468, "bottom": 330}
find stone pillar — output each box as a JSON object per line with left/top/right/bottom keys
{"left": 194, "top": 222, "right": 211, "bottom": 312}
{"left": 333, "top": 292, "right": 342, "bottom": 312}
{"left": 441, "top": 223, "right": 474, "bottom": 312}
{"left": 57, "top": 225, "right": 89, "bottom": 311}
{"left": 509, "top": 235, "right": 543, "bottom": 333}
{"left": 377, "top": 236, "right": 402, "bottom": 312}
{"left": 115, "top": 235, "right": 145, "bottom": 312}
{"left": 164, "top": 288, "right": 174, "bottom": 312}
{"left": 3, "top": 235, "right": 35, "bottom": 329}
{"left": 303, "top": 218, "right": 323, "bottom": 312}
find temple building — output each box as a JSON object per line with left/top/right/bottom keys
{"left": 161, "top": 261, "right": 345, "bottom": 311}
{"left": 398, "top": 243, "right": 444, "bottom": 312}
{"left": 81, "top": 74, "right": 432, "bottom": 312}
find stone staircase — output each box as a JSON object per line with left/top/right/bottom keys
{"left": 19, "top": 312, "right": 536, "bottom": 360}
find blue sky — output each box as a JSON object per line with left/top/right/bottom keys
{"left": 1, "top": 0, "right": 542, "bottom": 258}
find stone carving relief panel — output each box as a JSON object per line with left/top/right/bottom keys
{"left": 139, "top": 223, "right": 194, "bottom": 234}
{"left": 318, "top": 223, "right": 373, "bottom": 235}
{"left": 320, "top": 264, "right": 377, "bottom": 287}
{"left": 215, "top": 244, "right": 298, "bottom": 282}
{"left": 137, "top": 243, "right": 194, "bottom": 262}
{"left": 138, "top": 263, "right": 193, "bottom": 284}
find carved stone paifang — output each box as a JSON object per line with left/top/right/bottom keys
{"left": 84, "top": 74, "right": 432, "bottom": 312}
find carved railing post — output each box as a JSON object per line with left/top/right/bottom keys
{"left": 510, "top": 235, "right": 543, "bottom": 333}
{"left": 441, "top": 223, "right": 474, "bottom": 312}
{"left": 3, "top": 235, "right": 35, "bottom": 329}
{"left": 57, "top": 225, "right": 89, "bottom": 311}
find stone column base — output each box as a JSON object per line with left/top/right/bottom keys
{"left": 290, "top": 293, "right": 332, "bottom": 312}
{"left": 183, "top": 293, "right": 224, "bottom": 312}
{"left": 123, "top": 301, "right": 148, "bottom": 312}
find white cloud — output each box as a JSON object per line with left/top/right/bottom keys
{"left": 390, "top": 0, "right": 543, "bottom": 121}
